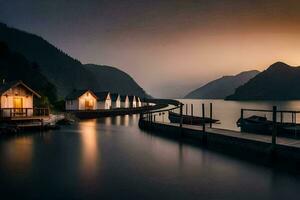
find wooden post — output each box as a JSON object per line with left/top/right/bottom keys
{"left": 180, "top": 104, "right": 183, "bottom": 135}
{"left": 241, "top": 109, "right": 244, "bottom": 121}
{"left": 186, "top": 104, "right": 188, "bottom": 115}
{"left": 209, "top": 103, "right": 212, "bottom": 128}
{"left": 191, "top": 104, "right": 193, "bottom": 117}
{"left": 280, "top": 112, "right": 283, "bottom": 123}
{"left": 202, "top": 103, "right": 206, "bottom": 133}
{"left": 272, "top": 106, "right": 277, "bottom": 155}
{"left": 202, "top": 103, "right": 207, "bottom": 143}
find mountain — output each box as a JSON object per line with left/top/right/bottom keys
{"left": 85, "top": 64, "right": 147, "bottom": 97}
{"left": 0, "top": 42, "right": 57, "bottom": 103}
{"left": 226, "top": 62, "right": 300, "bottom": 100}
{"left": 185, "top": 70, "right": 259, "bottom": 99}
{"left": 0, "top": 23, "right": 148, "bottom": 98}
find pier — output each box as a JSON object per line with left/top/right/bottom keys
{"left": 68, "top": 101, "right": 170, "bottom": 119}
{"left": 139, "top": 100, "right": 300, "bottom": 165}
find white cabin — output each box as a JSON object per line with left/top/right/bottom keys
{"left": 120, "top": 95, "right": 129, "bottom": 108}
{"left": 65, "top": 90, "right": 97, "bottom": 111}
{"left": 128, "top": 95, "right": 137, "bottom": 108}
{"left": 110, "top": 93, "right": 121, "bottom": 108}
{"left": 95, "top": 92, "right": 111, "bottom": 110}
{"left": 0, "top": 80, "right": 44, "bottom": 118}
{"left": 137, "top": 97, "right": 142, "bottom": 107}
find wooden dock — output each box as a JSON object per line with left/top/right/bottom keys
{"left": 157, "top": 122, "right": 300, "bottom": 148}
{"left": 138, "top": 101, "right": 300, "bottom": 165}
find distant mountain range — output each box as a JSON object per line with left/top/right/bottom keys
{"left": 226, "top": 62, "right": 300, "bottom": 100}
{"left": 0, "top": 23, "right": 148, "bottom": 98}
{"left": 185, "top": 70, "right": 259, "bottom": 99}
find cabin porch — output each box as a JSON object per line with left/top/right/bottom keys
{"left": 0, "top": 108, "right": 50, "bottom": 120}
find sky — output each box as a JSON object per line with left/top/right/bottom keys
{"left": 1, "top": 0, "right": 300, "bottom": 98}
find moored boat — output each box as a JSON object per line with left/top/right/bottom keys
{"left": 168, "top": 111, "right": 219, "bottom": 125}
{"left": 237, "top": 115, "right": 300, "bottom": 138}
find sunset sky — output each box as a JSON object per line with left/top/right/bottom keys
{"left": 1, "top": 0, "right": 300, "bottom": 97}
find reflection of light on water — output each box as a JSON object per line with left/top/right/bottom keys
{"left": 124, "top": 115, "right": 129, "bottom": 127}
{"left": 131, "top": 114, "right": 138, "bottom": 124}
{"left": 105, "top": 117, "right": 111, "bottom": 126}
{"left": 79, "top": 119, "right": 99, "bottom": 179}
{"left": 115, "top": 116, "right": 121, "bottom": 126}
{"left": 3, "top": 137, "right": 33, "bottom": 174}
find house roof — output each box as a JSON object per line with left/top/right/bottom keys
{"left": 128, "top": 95, "right": 136, "bottom": 101}
{"left": 0, "top": 80, "right": 41, "bottom": 98}
{"left": 110, "top": 93, "right": 120, "bottom": 101}
{"left": 65, "top": 89, "right": 97, "bottom": 100}
{"left": 120, "top": 95, "right": 128, "bottom": 102}
{"left": 95, "top": 91, "right": 110, "bottom": 101}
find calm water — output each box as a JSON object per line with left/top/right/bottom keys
{"left": 178, "top": 99, "right": 300, "bottom": 131}
{"left": 0, "top": 102, "right": 300, "bottom": 199}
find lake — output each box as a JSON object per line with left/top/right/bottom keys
{"left": 1, "top": 100, "right": 300, "bottom": 199}
{"left": 178, "top": 99, "right": 300, "bottom": 131}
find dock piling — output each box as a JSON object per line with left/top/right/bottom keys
{"left": 209, "top": 103, "right": 212, "bottom": 128}
{"left": 272, "top": 106, "right": 277, "bottom": 156}
{"left": 202, "top": 103, "right": 207, "bottom": 143}
{"left": 202, "top": 103, "right": 206, "bottom": 132}
{"left": 186, "top": 104, "right": 188, "bottom": 115}
{"left": 180, "top": 104, "right": 183, "bottom": 136}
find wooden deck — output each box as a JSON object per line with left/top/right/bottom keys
{"left": 149, "top": 121, "right": 300, "bottom": 149}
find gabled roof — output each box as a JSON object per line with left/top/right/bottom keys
{"left": 65, "top": 89, "right": 97, "bottom": 100}
{"left": 110, "top": 93, "right": 120, "bottom": 101}
{"left": 95, "top": 91, "right": 110, "bottom": 101}
{"left": 120, "top": 95, "right": 128, "bottom": 102}
{"left": 128, "top": 95, "right": 136, "bottom": 101}
{"left": 0, "top": 80, "right": 41, "bottom": 98}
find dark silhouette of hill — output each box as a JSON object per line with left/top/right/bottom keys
{"left": 0, "top": 42, "right": 57, "bottom": 103}
{"left": 0, "top": 23, "right": 148, "bottom": 98}
{"left": 226, "top": 62, "right": 300, "bottom": 100}
{"left": 185, "top": 70, "right": 259, "bottom": 99}
{"left": 85, "top": 64, "right": 148, "bottom": 97}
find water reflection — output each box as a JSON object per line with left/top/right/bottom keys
{"left": 0, "top": 114, "right": 300, "bottom": 199}
{"left": 122, "top": 115, "right": 130, "bottom": 127}
{"left": 1, "top": 136, "right": 33, "bottom": 175}
{"left": 79, "top": 119, "right": 100, "bottom": 180}
{"left": 115, "top": 116, "right": 121, "bottom": 126}
{"left": 104, "top": 117, "right": 112, "bottom": 126}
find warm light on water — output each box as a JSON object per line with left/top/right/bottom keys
{"left": 79, "top": 119, "right": 99, "bottom": 180}
{"left": 0, "top": 113, "right": 300, "bottom": 199}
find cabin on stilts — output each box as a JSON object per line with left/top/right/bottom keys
{"left": 95, "top": 92, "right": 111, "bottom": 110}
{"left": 0, "top": 80, "right": 49, "bottom": 120}
{"left": 110, "top": 93, "right": 121, "bottom": 108}
{"left": 65, "top": 89, "right": 98, "bottom": 111}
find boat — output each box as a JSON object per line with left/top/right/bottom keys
{"left": 168, "top": 111, "right": 219, "bottom": 125}
{"left": 237, "top": 115, "right": 300, "bottom": 138}
{"left": 236, "top": 115, "right": 273, "bottom": 134}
